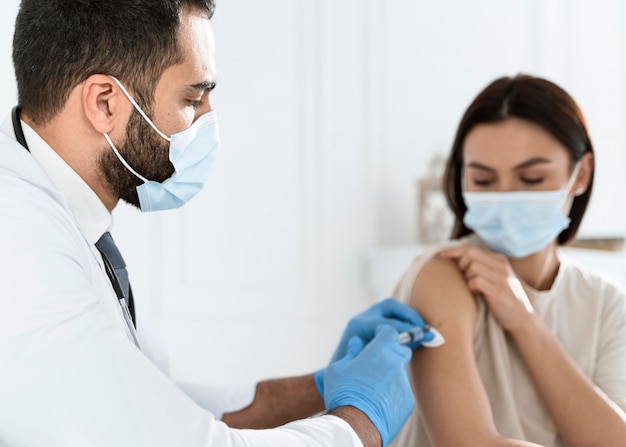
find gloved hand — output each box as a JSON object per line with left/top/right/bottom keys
{"left": 314, "top": 298, "right": 432, "bottom": 395}
{"left": 321, "top": 325, "right": 414, "bottom": 447}
{"left": 332, "top": 298, "right": 433, "bottom": 361}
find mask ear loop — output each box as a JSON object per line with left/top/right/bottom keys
{"left": 460, "top": 165, "right": 468, "bottom": 194}
{"left": 562, "top": 161, "right": 583, "bottom": 215}
{"left": 566, "top": 162, "right": 583, "bottom": 196}
{"left": 103, "top": 132, "right": 149, "bottom": 183}
{"left": 109, "top": 76, "right": 171, "bottom": 142}
{"left": 103, "top": 76, "right": 171, "bottom": 184}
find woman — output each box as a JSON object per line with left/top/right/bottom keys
{"left": 391, "top": 74, "right": 626, "bottom": 447}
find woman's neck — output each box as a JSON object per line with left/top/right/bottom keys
{"left": 509, "top": 242, "right": 561, "bottom": 291}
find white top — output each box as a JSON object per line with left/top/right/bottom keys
{"left": 0, "top": 116, "right": 362, "bottom": 447}
{"left": 390, "top": 235, "right": 626, "bottom": 447}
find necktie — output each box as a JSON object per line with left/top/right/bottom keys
{"left": 95, "top": 232, "right": 136, "bottom": 326}
{"left": 10, "top": 107, "right": 139, "bottom": 338}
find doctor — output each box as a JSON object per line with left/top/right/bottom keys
{"left": 0, "top": 1, "right": 436, "bottom": 446}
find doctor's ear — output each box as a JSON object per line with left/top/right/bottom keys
{"left": 82, "top": 74, "right": 132, "bottom": 134}
{"left": 573, "top": 152, "right": 594, "bottom": 196}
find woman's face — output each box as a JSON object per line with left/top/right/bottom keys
{"left": 462, "top": 118, "right": 583, "bottom": 194}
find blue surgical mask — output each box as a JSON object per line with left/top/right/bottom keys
{"left": 103, "top": 76, "right": 220, "bottom": 212}
{"left": 462, "top": 165, "right": 580, "bottom": 258}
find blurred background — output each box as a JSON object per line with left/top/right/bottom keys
{"left": 1, "top": 0, "right": 625, "bottom": 387}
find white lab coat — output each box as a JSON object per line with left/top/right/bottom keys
{"left": 0, "top": 117, "right": 362, "bottom": 446}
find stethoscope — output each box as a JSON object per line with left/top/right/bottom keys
{"left": 11, "top": 106, "right": 142, "bottom": 351}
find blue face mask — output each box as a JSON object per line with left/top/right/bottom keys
{"left": 103, "top": 76, "right": 220, "bottom": 212}
{"left": 462, "top": 165, "right": 580, "bottom": 258}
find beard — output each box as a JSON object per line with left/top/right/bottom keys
{"left": 99, "top": 111, "right": 174, "bottom": 208}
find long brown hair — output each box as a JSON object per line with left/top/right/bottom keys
{"left": 443, "top": 74, "right": 594, "bottom": 244}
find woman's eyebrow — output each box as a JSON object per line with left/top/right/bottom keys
{"left": 465, "top": 161, "right": 495, "bottom": 172}
{"left": 513, "top": 157, "right": 552, "bottom": 170}
{"left": 465, "top": 157, "right": 552, "bottom": 172}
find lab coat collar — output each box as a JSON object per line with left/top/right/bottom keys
{"left": 1, "top": 113, "right": 112, "bottom": 244}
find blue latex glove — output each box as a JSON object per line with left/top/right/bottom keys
{"left": 314, "top": 298, "right": 432, "bottom": 395}
{"left": 333, "top": 298, "right": 433, "bottom": 361}
{"left": 321, "top": 326, "right": 414, "bottom": 447}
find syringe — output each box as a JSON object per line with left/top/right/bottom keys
{"left": 397, "top": 326, "right": 428, "bottom": 345}
{"left": 398, "top": 325, "right": 445, "bottom": 348}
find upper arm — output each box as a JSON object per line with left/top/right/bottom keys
{"left": 409, "top": 257, "right": 500, "bottom": 446}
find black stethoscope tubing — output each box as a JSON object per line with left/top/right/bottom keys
{"left": 11, "top": 106, "right": 141, "bottom": 349}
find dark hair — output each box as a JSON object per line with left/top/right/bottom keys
{"left": 13, "top": 0, "right": 216, "bottom": 125}
{"left": 443, "top": 74, "right": 594, "bottom": 245}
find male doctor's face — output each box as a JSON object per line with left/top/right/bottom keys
{"left": 101, "top": 8, "right": 217, "bottom": 207}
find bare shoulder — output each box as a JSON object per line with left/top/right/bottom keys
{"left": 410, "top": 255, "right": 478, "bottom": 335}
{"left": 406, "top": 255, "right": 500, "bottom": 446}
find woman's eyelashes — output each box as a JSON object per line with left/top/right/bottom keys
{"left": 520, "top": 176, "right": 545, "bottom": 185}
{"left": 469, "top": 175, "right": 546, "bottom": 189}
{"left": 471, "top": 177, "right": 495, "bottom": 187}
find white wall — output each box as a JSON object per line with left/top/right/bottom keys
{"left": 1, "top": 0, "right": 625, "bottom": 387}
{"left": 0, "top": 5, "right": 17, "bottom": 110}
{"left": 378, "top": 0, "right": 626, "bottom": 243}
